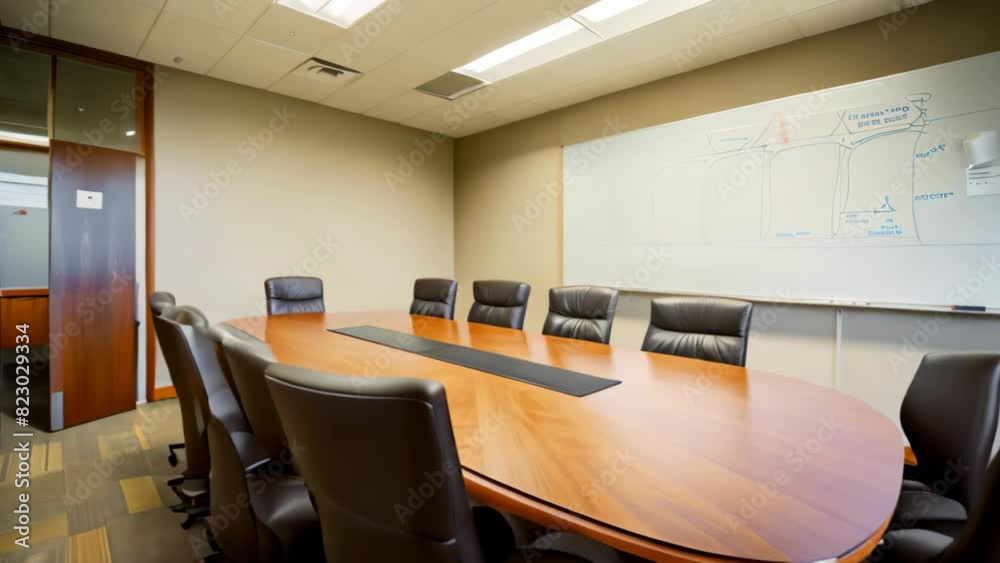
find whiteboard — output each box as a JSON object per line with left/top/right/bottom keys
{"left": 563, "top": 52, "right": 1000, "bottom": 311}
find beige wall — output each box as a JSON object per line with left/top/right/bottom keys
{"left": 454, "top": 0, "right": 1000, "bottom": 432}
{"left": 154, "top": 69, "right": 454, "bottom": 387}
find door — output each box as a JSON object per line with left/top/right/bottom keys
{"left": 49, "top": 140, "right": 137, "bottom": 427}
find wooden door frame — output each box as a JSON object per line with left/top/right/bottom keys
{"left": 2, "top": 25, "right": 166, "bottom": 404}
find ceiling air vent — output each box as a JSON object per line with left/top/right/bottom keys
{"left": 415, "top": 72, "right": 487, "bottom": 100}
{"left": 290, "top": 57, "right": 362, "bottom": 87}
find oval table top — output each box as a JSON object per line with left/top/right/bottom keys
{"left": 227, "top": 311, "right": 903, "bottom": 563}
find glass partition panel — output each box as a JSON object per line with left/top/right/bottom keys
{"left": 0, "top": 44, "right": 49, "bottom": 142}
{"left": 53, "top": 57, "right": 140, "bottom": 153}
{"left": 0, "top": 45, "right": 49, "bottom": 292}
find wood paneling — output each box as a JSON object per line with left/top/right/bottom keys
{"left": 50, "top": 140, "right": 137, "bottom": 428}
{"left": 151, "top": 386, "right": 176, "bottom": 401}
{"left": 0, "top": 296, "right": 49, "bottom": 348}
{"left": 228, "top": 311, "right": 905, "bottom": 563}
{"left": 0, "top": 288, "right": 48, "bottom": 297}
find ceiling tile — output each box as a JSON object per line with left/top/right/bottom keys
{"left": 364, "top": 90, "right": 448, "bottom": 123}
{"left": 372, "top": 0, "right": 496, "bottom": 52}
{"left": 531, "top": 80, "right": 610, "bottom": 111}
{"left": 51, "top": 0, "right": 165, "bottom": 57}
{"left": 790, "top": 0, "right": 926, "bottom": 37}
{"left": 139, "top": 10, "right": 242, "bottom": 74}
{"left": 777, "top": 0, "right": 842, "bottom": 16}
{"left": 400, "top": 110, "right": 452, "bottom": 134}
{"left": 713, "top": 17, "right": 803, "bottom": 60}
{"left": 313, "top": 28, "right": 402, "bottom": 72}
{"left": 364, "top": 51, "right": 451, "bottom": 89}
{"left": 319, "top": 76, "right": 408, "bottom": 114}
{"left": 0, "top": 0, "right": 51, "bottom": 36}
{"left": 490, "top": 100, "right": 550, "bottom": 123}
{"left": 246, "top": 4, "right": 348, "bottom": 55}
{"left": 162, "top": 0, "right": 271, "bottom": 34}
{"left": 209, "top": 36, "right": 308, "bottom": 89}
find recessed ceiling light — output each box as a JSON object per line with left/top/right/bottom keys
{"left": 278, "top": 0, "right": 389, "bottom": 28}
{"left": 445, "top": 0, "right": 712, "bottom": 90}
{"left": 459, "top": 19, "right": 586, "bottom": 75}
{"left": 125, "top": 130, "right": 136, "bottom": 137}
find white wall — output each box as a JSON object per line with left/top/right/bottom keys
{"left": 153, "top": 69, "right": 454, "bottom": 387}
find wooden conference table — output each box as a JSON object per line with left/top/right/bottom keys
{"left": 228, "top": 311, "right": 904, "bottom": 563}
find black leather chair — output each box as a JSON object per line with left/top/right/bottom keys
{"left": 869, "top": 457, "right": 1000, "bottom": 563}
{"left": 264, "top": 363, "right": 583, "bottom": 563}
{"left": 154, "top": 306, "right": 256, "bottom": 529}
{"left": 264, "top": 276, "right": 325, "bottom": 315}
{"left": 542, "top": 286, "right": 619, "bottom": 344}
{"left": 149, "top": 292, "right": 183, "bottom": 469}
{"left": 641, "top": 297, "right": 753, "bottom": 367}
{"left": 892, "top": 353, "right": 1000, "bottom": 538}
{"left": 219, "top": 334, "right": 295, "bottom": 469}
{"left": 410, "top": 277, "right": 459, "bottom": 320}
{"left": 159, "top": 313, "right": 323, "bottom": 563}
{"left": 150, "top": 291, "right": 176, "bottom": 316}
{"left": 152, "top": 301, "right": 211, "bottom": 486}
{"left": 468, "top": 280, "right": 531, "bottom": 330}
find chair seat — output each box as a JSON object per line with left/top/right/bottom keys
{"left": 252, "top": 474, "right": 324, "bottom": 562}
{"left": 901, "top": 479, "right": 933, "bottom": 493}
{"left": 875, "top": 529, "right": 954, "bottom": 563}
{"left": 894, "top": 490, "right": 968, "bottom": 538}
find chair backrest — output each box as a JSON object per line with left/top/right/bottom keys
{"left": 944, "top": 456, "right": 1000, "bottom": 562}
{"left": 220, "top": 334, "right": 289, "bottom": 461}
{"left": 264, "top": 364, "right": 485, "bottom": 563}
{"left": 901, "top": 353, "right": 1000, "bottom": 510}
{"left": 264, "top": 276, "right": 325, "bottom": 315}
{"left": 467, "top": 280, "right": 531, "bottom": 330}
{"left": 542, "top": 286, "right": 620, "bottom": 344}
{"left": 641, "top": 297, "right": 753, "bottom": 367}
{"left": 204, "top": 323, "right": 261, "bottom": 411}
{"left": 151, "top": 305, "right": 212, "bottom": 478}
{"left": 409, "top": 278, "right": 458, "bottom": 320}
{"left": 149, "top": 291, "right": 176, "bottom": 316}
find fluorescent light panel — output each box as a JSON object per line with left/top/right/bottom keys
{"left": 0, "top": 130, "right": 49, "bottom": 147}
{"left": 460, "top": 18, "right": 585, "bottom": 74}
{"left": 278, "top": 0, "right": 388, "bottom": 28}
{"left": 448, "top": 0, "right": 712, "bottom": 87}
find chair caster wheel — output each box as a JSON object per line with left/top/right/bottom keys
{"left": 168, "top": 453, "right": 179, "bottom": 467}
